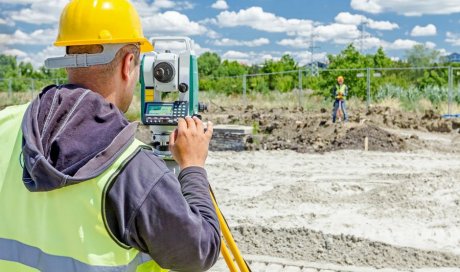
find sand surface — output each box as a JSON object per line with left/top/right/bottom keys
{"left": 136, "top": 105, "right": 460, "bottom": 271}
{"left": 207, "top": 142, "right": 460, "bottom": 271}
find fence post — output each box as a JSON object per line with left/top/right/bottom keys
{"left": 242, "top": 74, "right": 247, "bottom": 106}
{"left": 8, "top": 78, "right": 12, "bottom": 98}
{"left": 298, "top": 69, "right": 302, "bottom": 108}
{"left": 366, "top": 67, "right": 371, "bottom": 110}
{"left": 31, "top": 78, "right": 35, "bottom": 100}
{"left": 448, "top": 66, "right": 453, "bottom": 115}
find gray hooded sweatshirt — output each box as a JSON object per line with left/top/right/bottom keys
{"left": 21, "top": 84, "right": 221, "bottom": 272}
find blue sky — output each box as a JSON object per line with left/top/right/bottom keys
{"left": 1, "top": 0, "right": 460, "bottom": 67}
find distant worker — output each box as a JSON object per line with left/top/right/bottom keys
{"left": 0, "top": 0, "right": 220, "bottom": 271}
{"left": 331, "top": 75, "right": 349, "bottom": 123}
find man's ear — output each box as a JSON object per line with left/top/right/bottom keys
{"left": 121, "top": 53, "right": 135, "bottom": 80}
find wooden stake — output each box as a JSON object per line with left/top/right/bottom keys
{"left": 364, "top": 136, "right": 369, "bottom": 151}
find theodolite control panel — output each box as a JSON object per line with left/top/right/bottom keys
{"left": 143, "top": 101, "right": 188, "bottom": 125}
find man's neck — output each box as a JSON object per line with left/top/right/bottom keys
{"left": 68, "top": 77, "right": 119, "bottom": 107}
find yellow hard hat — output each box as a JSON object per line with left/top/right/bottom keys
{"left": 337, "top": 76, "right": 344, "bottom": 81}
{"left": 54, "top": 0, "right": 153, "bottom": 53}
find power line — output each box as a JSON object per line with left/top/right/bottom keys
{"left": 358, "top": 19, "right": 371, "bottom": 54}
{"left": 308, "top": 32, "right": 320, "bottom": 76}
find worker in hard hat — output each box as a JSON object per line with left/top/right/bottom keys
{"left": 332, "top": 76, "right": 349, "bottom": 123}
{"left": 0, "top": 1, "right": 220, "bottom": 271}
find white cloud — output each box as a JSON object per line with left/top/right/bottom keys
{"left": 314, "top": 23, "right": 361, "bottom": 43}
{"left": 193, "top": 42, "right": 212, "bottom": 56}
{"left": 334, "top": 12, "right": 365, "bottom": 25}
{"left": 438, "top": 48, "right": 449, "bottom": 56}
{"left": 387, "top": 39, "right": 419, "bottom": 50}
{"left": 355, "top": 36, "right": 386, "bottom": 50}
{"left": 0, "top": 0, "right": 48, "bottom": 3}
{"left": 4, "top": 0, "right": 194, "bottom": 26}
{"left": 142, "top": 11, "right": 207, "bottom": 36}
{"left": 219, "top": 49, "right": 330, "bottom": 66}
{"left": 222, "top": 50, "right": 249, "bottom": 59}
{"left": 0, "top": 28, "right": 57, "bottom": 45}
{"left": 132, "top": 0, "right": 162, "bottom": 16}
{"left": 334, "top": 12, "right": 398, "bottom": 30}
{"left": 213, "top": 38, "right": 269, "bottom": 47}
{"left": 153, "top": 0, "right": 175, "bottom": 9}
{"left": 7, "top": 0, "right": 67, "bottom": 25}
{"left": 221, "top": 50, "right": 278, "bottom": 65}
{"left": 211, "top": 0, "right": 228, "bottom": 10}
{"left": 277, "top": 38, "right": 310, "bottom": 48}
{"left": 410, "top": 24, "right": 437, "bottom": 36}
{"left": 21, "top": 46, "right": 65, "bottom": 68}
{"left": 351, "top": 0, "right": 460, "bottom": 16}
{"left": 151, "top": 39, "right": 210, "bottom": 55}
{"left": 289, "top": 51, "right": 328, "bottom": 66}
{"left": 425, "top": 41, "right": 436, "bottom": 49}
{"left": 0, "top": 18, "right": 14, "bottom": 26}
{"left": 446, "top": 32, "right": 460, "bottom": 46}
{"left": 206, "top": 30, "right": 221, "bottom": 39}
{"left": 215, "top": 7, "right": 314, "bottom": 35}
{"left": 367, "top": 20, "right": 399, "bottom": 31}
{"left": 1, "top": 48, "right": 28, "bottom": 57}
{"left": 132, "top": 0, "right": 193, "bottom": 14}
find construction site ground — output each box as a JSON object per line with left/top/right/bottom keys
{"left": 138, "top": 105, "right": 460, "bottom": 272}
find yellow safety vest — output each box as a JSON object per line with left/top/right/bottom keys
{"left": 335, "top": 84, "right": 347, "bottom": 100}
{"left": 0, "top": 104, "right": 167, "bottom": 272}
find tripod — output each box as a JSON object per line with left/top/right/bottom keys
{"left": 336, "top": 99, "right": 343, "bottom": 122}
{"left": 210, "top": 189, "right": 251, "bottom": 272}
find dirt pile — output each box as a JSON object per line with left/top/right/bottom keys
{"left": 231, "top": 225, "right": 460, "bottom": 269}
{"left": 201, "top": 104, "right": 458, "bottom": 153}
{"left": 323, "top": 124, "right": 406, "bottom": 152}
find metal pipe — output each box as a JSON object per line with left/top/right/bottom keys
{"left": 242, "top": 74, "right": 247, "bottom": 106}
{"left": 367, "top": 67, "right": 371, "bottom": 109}
{"left": 448, "top": 66, "right": 453, "bottom": 115}
{"left": 298, "top": 69, "right": 302, "bottom": 108}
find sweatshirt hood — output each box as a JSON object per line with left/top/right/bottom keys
{"left": 22, "top": 84, "right": 138, "bottom": 192}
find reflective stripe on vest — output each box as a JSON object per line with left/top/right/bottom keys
{"left": 0, "top": 103, "right": 167, "bottom": 272}
{"left": 336, "top": 84, "right": 346, "bottom": 94}
{"left": 0, "top": 237, "right": 152, "bottom": 272}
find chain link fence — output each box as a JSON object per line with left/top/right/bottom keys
{"left": 2, "top": 67, "right": 460, "bottom": 115}
{"left": 200, "top": 66, "right": 460, "bottom": 115}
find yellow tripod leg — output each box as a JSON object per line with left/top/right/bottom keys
{"left": 220, "top": 239, "right": 238, "bottom": 272}
{"left": 210, "top": 189, "right": 250, "bottom": 272}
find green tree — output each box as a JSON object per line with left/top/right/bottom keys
{"left": 405, "top": 44, "right": 441, "bottom": 67}
{"left": 197, "top": 52, "right": 221, "bottom": 77}
{"left": 261, "top": 54, "right": 298, "bottom": 91}
{"left": 373, "top": 47, "right": 392, "bottom": 68}
{"left": 405, "top": 45, "right": 446, "bottom": 89}
{"left": 319, "top": 44, "right": 371, "bottom": 99}
{"left": 216, "top": 60, "right": 248, "bottom": 77}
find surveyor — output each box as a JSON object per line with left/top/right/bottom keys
{"left": 332, "top": 75, "right": 349, "bottom": 123}
{"left": 0, "top": 0, "right": 220, "bottom": 271}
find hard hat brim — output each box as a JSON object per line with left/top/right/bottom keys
{"left": 54, "top": 38, "right": 154, "bottom": 53}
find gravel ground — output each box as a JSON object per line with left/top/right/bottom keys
{"left": 206, "top": 144, "right": 460, "bottom": 271}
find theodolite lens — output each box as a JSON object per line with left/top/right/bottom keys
{"left": 153, "top": 62, "right": 175, "bottom": 83}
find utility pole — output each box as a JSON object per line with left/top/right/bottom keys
{"left": 358, "top": 18, "right": 370, "bottom": 55}
{"left": 308, "top": 32, "right": 320, "bottom": 77}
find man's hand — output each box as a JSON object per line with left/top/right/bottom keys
{"left": 169, "top": 116, "right": 214, "bottom": 169}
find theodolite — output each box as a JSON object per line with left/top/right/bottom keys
{"left": 140, "top": 36, "right": 250, "bottom": 272}
{"left": 140, "top": 36, "right": 206, "bottom": 172}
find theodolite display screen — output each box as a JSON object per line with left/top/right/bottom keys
{"left": 143, "top": 101, "right": 188, "bottom": 125}
{"left": 147, "top": 104, "right": 174, "bottom": 115}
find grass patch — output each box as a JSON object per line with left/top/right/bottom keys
{"left": 2, "top": 87, "right": 460, "bottom": 118}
